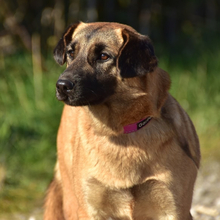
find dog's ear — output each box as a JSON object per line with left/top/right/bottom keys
{"left": 118, "top": 29, "right": 158, "bottom": 78}
{"left": 53, "top": 23, "right": 79, "bottom": 65}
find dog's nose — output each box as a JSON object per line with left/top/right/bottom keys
{"left": 56, "top": 79, "right": 74, "bottom": 92}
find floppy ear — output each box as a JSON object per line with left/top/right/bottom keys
{"left": 53, "top": 23, "right": 79, "bottom": 65}
{"left": 118, "top": 29, "right": 158, "bottom": 78}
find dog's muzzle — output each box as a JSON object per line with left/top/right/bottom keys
{"left": 56, "top": 79, "right": 74, "bottom": 101}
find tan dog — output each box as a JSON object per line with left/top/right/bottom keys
{"left": 44, "top": 22, "right": 200, "bottom": 220}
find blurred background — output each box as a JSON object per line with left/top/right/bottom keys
{"left": 0, "top": 0, "right": 220, "bottom": 219}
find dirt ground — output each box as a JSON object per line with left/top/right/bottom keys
{"left": 192, "top": 161, "right": 220, "bottom": 220}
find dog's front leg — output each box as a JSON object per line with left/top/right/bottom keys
{"left": 44, "top": 178, "right": 65, "bottom": 220}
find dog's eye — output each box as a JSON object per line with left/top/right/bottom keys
{"left": 99, "top": 53, "right": 110, "bottom": 61}
{"left": 67, "top": 50, "right": 75, "bottom": 58}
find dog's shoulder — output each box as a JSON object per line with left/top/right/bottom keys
{"left": 161, "top": 94, "right": 200, "bottom": 168}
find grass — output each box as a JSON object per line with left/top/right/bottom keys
{"left": 0, "top": 49, "right": 220, "bottom": 215}
{"left": 0, "top": 53, "right": 64, "bottom": 214}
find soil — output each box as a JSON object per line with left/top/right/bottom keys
{"left": 192, "top": 161, "right": 220, "bottom": 220}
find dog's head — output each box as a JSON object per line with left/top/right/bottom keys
{"left": 54, "top": 22, "right": 165, "bottom": 108}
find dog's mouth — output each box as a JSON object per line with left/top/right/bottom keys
{"left": 56, "top": 90, "right": 104, "bottom": 106}
{"left": 56, "top": 90, "right": 68, "bottom": 102}
{"left": 56, "top": 78, "right": 116, "bottom": 106}
{"left": 56, "top": 87, "right": 96, "bottom": 106}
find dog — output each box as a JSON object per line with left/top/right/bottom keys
{"left": 44, "top": 22, "right": 200, "bottom": 220}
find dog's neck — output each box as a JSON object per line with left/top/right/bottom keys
{"left": 123, "top": 116, "right": 152, "bottom": 134}
{"left": 85, "top": 95, "right": 157, "bottom": 136}
{"left": 84, "top": 68, "right": 170, "bottom": 136}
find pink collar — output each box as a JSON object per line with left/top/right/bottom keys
{"left": 123, "top": 117, "right": 152, "bottom": 134}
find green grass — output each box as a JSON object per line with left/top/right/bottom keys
{"left": 0, "top": 53, "right": 64, "bottom": 213}
{"left": 0, "top": 50, "right": 220, "bottom": 215}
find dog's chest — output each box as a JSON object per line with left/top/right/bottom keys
{"left": 84, "top": 177, "right": 176, "bottom": 220}
{"left": 85, "top": 178, "right": 134, "bottom": 220}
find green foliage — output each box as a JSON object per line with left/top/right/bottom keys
{"left": 0, "top": 53, "right": 64, "bottom": 213}
{"left": 0, "top": 49, "right": 220, "bottom": 215}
